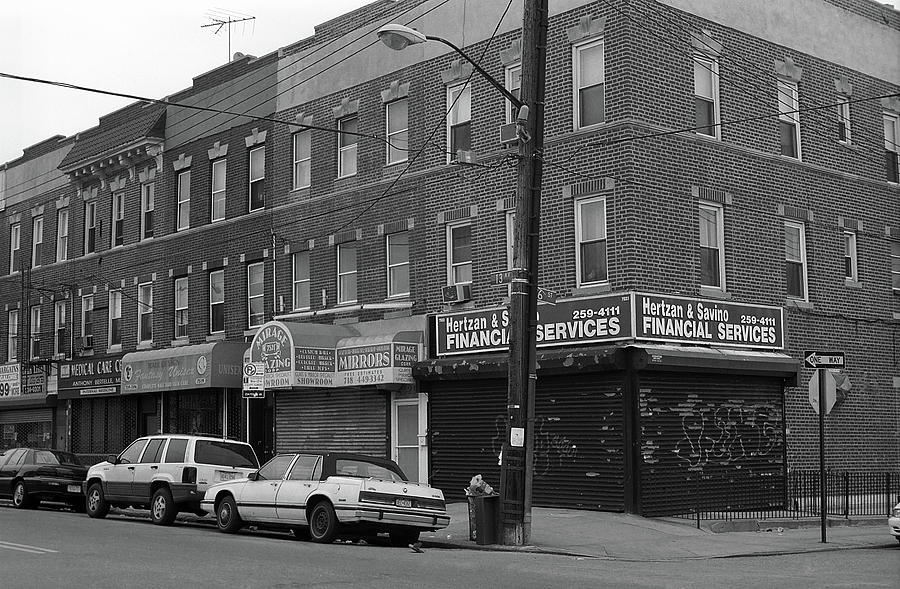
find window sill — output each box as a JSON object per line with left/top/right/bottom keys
{"left": 290, "top": 186, "right": 311, "bottom": 197}
{"left": 107, "top": 344, "right": 123, "bottom": 353}
{"left": 334, "top": 175, "right": 358, "bottom": 190}
{"left": 171, "top": 338, "right": 190, "bottom": 347}
{"left": 136, "top": 342, "right": 153, "bottom": 350}
{"left": 206, "top": 333, "right": 226, "bottom": 342}
{"left": 844, "top": 279, "right": 863, "bottom": 289}
{"left": 572, "top": 283, "right": 611, "bottom": 296}
{"left": 784, "top": 298, "right": 814, "bottom": 310}
{"left": 699, "top": 287, "right": 731, "bottom": 299}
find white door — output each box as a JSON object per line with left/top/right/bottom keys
{"left": 391, "top": 393, "right": 428, "bottom": 484}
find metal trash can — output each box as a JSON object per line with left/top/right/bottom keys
{"left": 467, "top": 494, "right": 499, "bottom": 545}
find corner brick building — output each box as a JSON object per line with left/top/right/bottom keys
{"left": 1, "top": 0, "right": 898, "bottom": 515}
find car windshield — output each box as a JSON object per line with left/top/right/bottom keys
{"left": 333, "top": 459, "right": 406, "bottom": 482}
{"left": 194, "top": 440, "right": 259, "bottom": 468}
{"left": 33, "top": 450, "right": 81, "bottom": 466}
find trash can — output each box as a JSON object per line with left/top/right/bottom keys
{"left": 467, "top": 494, "right": 499, "bottom": 545}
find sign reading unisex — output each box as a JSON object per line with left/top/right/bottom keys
{"left": 58, "top": 355, "right": 123, "bottom": 399}
{"left": 121, "top": 342, "right": 247, "bottom": 394}
{"left": 435, "top": 293, "right": 784, "bottom": 356}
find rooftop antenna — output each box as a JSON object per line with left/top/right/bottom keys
{"left": 202, "top": 9, "right": 256, "bottom": 61}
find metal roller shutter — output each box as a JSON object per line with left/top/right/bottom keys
{"left": 637, "top": 372, "right": 785, "bottom": 517}
{"left": 0, "top": 408, "right": 53, "bottom": 424}
{"left": 275, "top": 388, "right": 388, "bottom": 457}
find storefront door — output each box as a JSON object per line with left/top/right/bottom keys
{"left": 391, "top": 393, "right": 428, "bottom": 484}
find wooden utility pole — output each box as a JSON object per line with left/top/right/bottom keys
{"left": 499, "top": 0, "right": 549, "bottom": 546}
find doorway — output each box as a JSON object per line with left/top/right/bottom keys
{"left": 391, "top": 393, "right": 428, "bottom": 484}
{"left": 247, "top": 393, "right": 275, "bottom": 463}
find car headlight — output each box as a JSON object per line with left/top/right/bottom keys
{"left": 893, "top": 507, "right": 900, "bottom": 518}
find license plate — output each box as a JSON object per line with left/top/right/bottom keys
{"left": 395, "top": 498, "right": 412, "bottom": 508}
{"left": 67, "top": 485, "right": 81, "bottom": 493}
{"left": 218, "top": 471, "right": 240, "bottom": 481}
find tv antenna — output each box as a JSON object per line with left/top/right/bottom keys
{"left": 202, "top": 9, "right": 256, "bottom": 60}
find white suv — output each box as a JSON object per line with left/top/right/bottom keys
{"left": 83, "top": 434, "right": 259, "bottom": 525}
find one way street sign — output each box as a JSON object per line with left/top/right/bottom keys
{"left": 804, "top": 350, "right": 845, "bottom": 369}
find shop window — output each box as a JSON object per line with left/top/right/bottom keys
{"left": 177, "top": 170, "right": 191, "bottom": 231}
{"left": 447, "top": 83, "right": 471, "bottom": 161}
{"left": 211, "top": 159, "right": 226, "bottom": 223}
{"left": 573, "top": 38, "right": 604, "bottom": 129}
{"left": 111, "top": 192, "right": 125, "bottom": 247}
{"left": 174, "top": 277, "right": 189, "bottom": 339}
{"left": 843, "top": 231, "right": 858, "bottom": 281}
{"left": 575, "top": 196, "right": 607, "bottom": 286}
{"left": 293, "top": 131, "right": 311, "bottom": 190}
{"left": 292, "top": 251, "right": 310, "bottom": 310}
{"left": 138, "top": 283, "right": 153, "bottom": 343}
{"left": 247, "top": 262, "right": 265, "bottom": 327}
{"left": 141, "top": 182, "right": 154, "bottom": 240}
{"left": 109, "top": 290, "right": 122, "bottom": 347}
{"left": 386, "top": 99, "right": 409, "bottom": 165}
{"left": 446, "top": 222, "right": 472, "bottom": 285}
{"left": 84, "top": 202, "right": 97, "bottom": 254}
{"left": 694, "top": 53, "right": 720, "bottom": 139}
{"left": 337, "top": 243, "right": 357, "bottom": 304}
{"left": 7, "top": 309, "right": 18, "bottom": 361}
{"left": 338, "top": 116, "right": 358, "bottom": 178}
{"left": 209, "top": 270, "right": 225, "bottom": 334}
{"left": 56, "top": 208, "right": 69, "bottom": 262}
{"left": 699, "top": 203, "right": 725, "bottom": 289}
{"left": 778, "top": 80, "right": 801, "bottom": 159}
{"left": 785, "top": 221, "right": 807, "bottom": 300}
{"left": 9, "top": 221, "right": 20, "bottom": 274}
{"left": 31, "top": 215, "right": 43, "bottom": 268}
{"left": 386, "top": 231, "right": 409, "bottom": 298}
{"left": 249, "top": 146, "right": 265, "bottom": 211}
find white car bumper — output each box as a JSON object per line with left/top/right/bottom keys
{"left": 338, "top": 505, "right": 450, "bottom": 530}
{"left": 889, "top": 515, "right": 900, "bottom": 538}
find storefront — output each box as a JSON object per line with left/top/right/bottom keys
{"left": 0, "top": 363, "right": 56, "bottom": 452}
{"left": 246, "top": 318, "right": 427, "bottom": 482}
{"left": 420, "top": 292, "right": 798, "bottom": 515}
{"left": 121, "top": 342, "right": 247, "bottom": 440}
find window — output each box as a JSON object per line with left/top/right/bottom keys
{"left": 337, "top": 243, "right": 357, "bottom": 304}
{"left": 843, "top": 231, "right": 858, "bottom": 281}
{"left": 141, "top": 182, "right": 154, "bottom": 240}
{"left": 29, "top": 305, "right": 40, "bottom": 359}
{"left": 84, "top": 201, "right": 97, "bottom": 254}
{"left": 885, "top": 113, "right": 899, "bottom": 183}
{"left": 292, "top": 251, "right": 310, "bottom": 310}
{"left": 257, "top": 454, "right": 294, "bottom": 481}
{"left": 778, "top": 80, "right": 800, "bottom": 159}
{"left": 292, "top": 131, "right": 311, "bottom": 190}
{"left": 338, "top": 116, "right": 358, "bottom": 178}
{"left": 574, "top": 39, "right": 605, "bottom": 129}
{"left": 386, "top": 231, "right": 409, "bottom": 298}
{"left": 31, "top": 215, "right": 43, "bottom": 268}
{"left": 140, "top": 438, "right": 165, "bottom": 463}
{"left": 249, "top": 146, "right": 265, "bottom": 211}
{"left": 209, "top": 270, "right": 224, "bottom": 333}
{"left": 699, "top": 203, "right": 725, "bottom": 289}
{"left": 386, "top": 99, "right": 409, "bottom": 165}
{"left": 211, "top": 159, "right": 226, "bottom": 222}
{"left": 288, "top": 455, "right": 322, "bottom": 481}
{"left": 118, "top": 439, "right": 147, "bottom": 465}
{"left": 891, "top": 242, "right": 900, "bottom": 294}
{"left": 81, "top": 295, "right": 93, "bottom": 345}
{"left": 177, "top": 170, "right": 190, "bottom": 231}
{"left": 174, "top": 277, "right": 188, "bottom": 338}
{"left": 837, "top": 99, "right": 851, "bottom": 144}
{"left": 56, "top": 209, "right": 69, "bottom": 262}
{"left": 54, "top": 300, "right": 66, "bottom": 356}
{"left": 505, "top": 64, "right": 522, "bottom": 124}
{"left": 785, "top": 221, "right": 807, "bottom": 299}
{"left": 7, "top": 309, "right": 18, "bottom": 361}
{"left": 163, "top": 438, "right": 188, "bottom": 463}
{"left": 110, "top": 192, "right": 124, "bottom": 247}
{"left": 248, "top": 262, "right": 265, "bottom": 327}
{"left": 576, "top": 197, "right": 608, "bottom": 286}
{"left": 109, "top": 290, "right": 122, "bottom": 347}
{"left": 694, "top": 54, "right": 720, "bottom": 138}
{"left": 138, "top": 283, "right": 153, "bottom": 343}
{"left": 447, "top": 222, "right": 472, "bottom": 285}
{"left": 9, "top": 222, "right": 20, "bottom": 274}
{"left": 447, "top": 83, "right": 471, "bottom": 160}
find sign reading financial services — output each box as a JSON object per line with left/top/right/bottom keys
{"left": 435, "top": 292, "right": 784, "bottom": 356}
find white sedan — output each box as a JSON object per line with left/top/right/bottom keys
{"left": 201, "top": 452, "right": 449, "bottom": 545}
{"left": 890, "top": 501, "right": 900, "bottom": 544}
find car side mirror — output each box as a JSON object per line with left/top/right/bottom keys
{"left": 247, "top": 471, "right": 259, "bottom": 481}
{"left": 106, "top": 454, "right": 119, "bottom": 465}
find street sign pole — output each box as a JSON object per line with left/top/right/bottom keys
{"left": 818, "top": 367, "right": 827, "bottom": 544}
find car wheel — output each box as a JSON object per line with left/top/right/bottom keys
{"left": 12, "top": 481, "right": 33, "bottom": 509}
{"left": 389, "top": 529, "right": 420, "bottom": 547}
{"left": 308, "top": 501, "right": 338, "bottom": 544}
{"left": 85, "top": 483, "right": 109, "bottom": 518}
{"left": 289, "top": 526, "right": 310, "bottom": 541}
{"left": 150, "top": 487, "right": 178, "bottom": 526}
{"left": 216, "top": 495, "right": 243, "bottom": 533}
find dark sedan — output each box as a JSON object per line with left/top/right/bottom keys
{"left": 0, "top": 448, "right": 88, "bottom": 511}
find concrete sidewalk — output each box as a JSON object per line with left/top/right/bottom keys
{"left": 418, "top": 502, "right": 897, "bottom": 560}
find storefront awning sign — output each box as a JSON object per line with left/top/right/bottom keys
{"left": 0, "top": 364, "right": 22, "bottom": 399}
{"left": 121, "top": 342, "right": 248, "bottom": 394}
{"left": 58, "top": 354, "right": 123, "bottom": 399}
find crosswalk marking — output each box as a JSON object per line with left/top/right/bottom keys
{"left": 0, "top": 541, "right": 58, "bottom": 555}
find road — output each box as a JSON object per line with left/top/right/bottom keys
{"left": 0, "top": 503, "right": 896, "bottom": 588}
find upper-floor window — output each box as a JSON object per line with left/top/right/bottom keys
{"left": 84, "top": 201, "right": 97, "bottom": 254}
{"left": 9, "top": 221, "right": 20, "bottom": 274}
{"left": 292, "top": 251, "right": 310, "bottom": 310}
{"left": 29, "top": 305, "right": 40, "bottom": 359}
{"left": 249, "top": 146, "right": 265, "bottom": 211}
{"left": 31, "top": 215, "right": 43, "bottom": 268}
{"left": 174, "top": 277, "right": 188, "bottom": 339}
{"left": 891, "top": 242, "right": 900, "bottom": 295}
{"left": 574, "top": 38, "right": 604, "bottom": 129}
{"left": 111, "top": 192, "right": 125, "bottom": 247}
{"left": 386, "top": 231, "right": 409, "bottom": 298}
{"left": 778, "top": 80, "right": 801, "bottom": 159}
{"left": 386, "top": 99, "right": 409, "bottom": 165}
{"left": 447, "top": 222, "right": 472, "bottom": 285}
{"left": 177, "top": 170, "right": 191, "bottom": 231}
{"left": 447, "top": 82, "right": 471, "bottom": 161}
{"left": 292, "top": 131, "right": 311, "bottom": 190}
{"left": 843, "top": 231, "right": 858, "bottom": 282}
{"left": 338, "top": 117, "right": 358, "bottom": 178}
{"left": 81, "top": 294, "right": 93, "bottom": 346}
{"left": 141, "top": 183, "right": 154, "bottom": 240}
{"left": 885, "top": 113, "right": 899, "bottom": 183}
{"left": 7, "top": 309, "right": 18, "bottom": 362}
{"left": 247, "top": 262, "right": 265, "bottom": 327}
{"left": 694, "top": 54, "right": 720, "bottom": 139}
{"left": 56, "top": 208, "right": 69, "bottom": 262}
{"left": 785, "top": 221, "right": 807, "bottom": 299}
{"left": 209, "top": 270, "right": 225, "bottom": 334}
{"left": 109, "top": 290, "right": 122, "bottom": 347}
{"left": 699, "top": 203, "right": 725, "bottom": 289}
{"left": 137, "top": 283, "right": 153, "bottom": 343}
{"left": 505, "top": 64, "right": 522, "bottom": 124}
{"left": 54, "top": 300, "right": 66, "bottom": 356}
{"left": 211, "top": 159, "right": 226, "bottom": 222}
{"left": 576, "top": 196, "right": 607, "bottom": 286}
{"left": 837, "top": 99, "right": 851, "bottom": 144}
{"left": 337, "top": 243, "right": 357, "bottom": 304}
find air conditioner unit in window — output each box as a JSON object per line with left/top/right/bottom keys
{"left": 81, "top": 335, "right": 94, "bottom": 349}
{"left": 442, "top": 283, "right": 472, "bottom": 304}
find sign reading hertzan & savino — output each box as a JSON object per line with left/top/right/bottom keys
{"left": 434, "top": 292, "right": 783, "bottom": 356}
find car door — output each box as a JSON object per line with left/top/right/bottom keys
{"left": 275, "top": 454, "right": 323, "bottom": 523}
{"left": 237, "top": 454, "right": 294, "bottom": 522}
{"left": 105, "top": 439, "right": 148, "bottom": 500}
{"left": 0, "top": 449, "right": 26, "bottom": 497}
{"left": 131, "top": 438, "right": 167, "bottom": 503}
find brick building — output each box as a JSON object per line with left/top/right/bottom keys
{"left": 1, "top": 0, "right": 898, "bottom": 514}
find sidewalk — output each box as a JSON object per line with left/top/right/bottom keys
{"left": 418, "top": 502, "right": 896, "bottom": 560}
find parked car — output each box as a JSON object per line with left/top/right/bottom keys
{"left": 890, "top": 500, "right": 900, "bottom": 543}
{"left": 0, "top": 448, "right": 88, "bottom": 511}
{"left": 83, "top": 434, "right": 259, "bottom": 525}
{"left": 201, "top": 452, "right": 449, "bottom": 545}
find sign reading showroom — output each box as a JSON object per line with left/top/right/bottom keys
{"left": 435, "top": 292, "right": 783, "bottom": 356}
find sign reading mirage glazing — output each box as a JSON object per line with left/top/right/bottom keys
{"left": 251, "top": 322, "right": 295, "bottom": 389}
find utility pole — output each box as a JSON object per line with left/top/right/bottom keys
{"left": 500, "top": 0, "right": 549, "bottom": 546}
{"left": 201, "top": 13, "right": 256, "bottom": 60}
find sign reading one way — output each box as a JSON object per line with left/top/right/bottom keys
{"left": 803, "top": 351, "right": 845, "bottom": 369}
